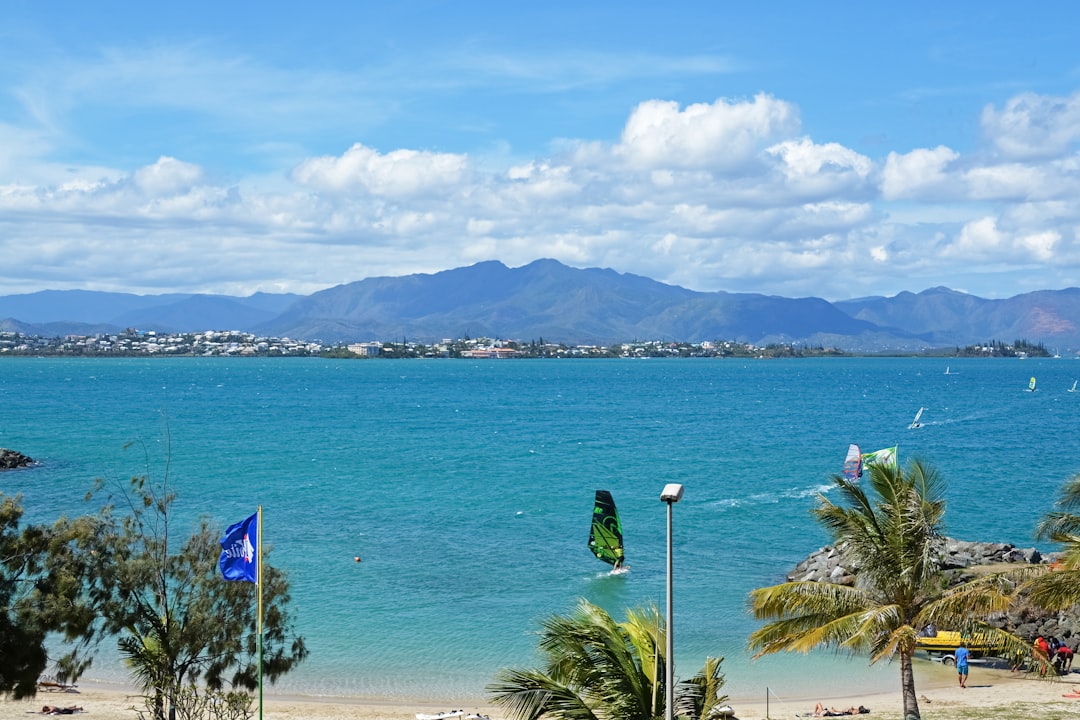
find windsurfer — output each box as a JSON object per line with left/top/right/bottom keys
{"left": 589, "top": 490, "right": 626, "bottom": 573}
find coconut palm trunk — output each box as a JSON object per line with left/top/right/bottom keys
{"left": 899, "top": 651, "right": 918, "bottom": 720}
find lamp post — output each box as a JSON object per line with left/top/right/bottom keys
{"left": 660, "top": 483, "right": 684, "bottom": 720}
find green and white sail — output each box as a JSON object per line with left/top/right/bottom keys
{"left": 861, "top": 445, "right": 898, "bottom": 469}
{"left": 587, "top": 490, "right": 625, "bottom": 568}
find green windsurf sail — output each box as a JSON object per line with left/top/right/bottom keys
{"left": 862, "top": 445, "right": 898, "bottom": 469}
{"left": 587, "top": 490, "right": 625, "bottom": 568}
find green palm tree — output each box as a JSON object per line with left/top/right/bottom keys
{"left": 748, "top": 459, "right": 1025, "bottom": 720}
{"left": 488, "top": 599, "right": 727, "bottom": 720}
{"left": 1027, "top": 472, "right": 1080, "bottom": 609}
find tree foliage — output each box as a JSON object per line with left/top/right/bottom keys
{"left": 0, "top": 423, "right": 309, "bottom": 716}
{"left": 74, "top": 474, "right": 308, "bottom": 718}
{"left": 1027, "top": 472, "right": 1080, "bottom": 610}
{"left": 487, "top": 599, "right": 726, "bottom": 720}
{"left": 0, "top": 494, "right": 101, "bottom": 698}
{"left": 748, "top": 460, "right": 1026, "bottom": 720}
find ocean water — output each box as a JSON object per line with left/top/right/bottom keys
{"left": 1, "top": 357, "right": 1077, "bottom": 703}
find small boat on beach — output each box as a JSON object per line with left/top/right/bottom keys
{"left": 588, "top": 490, "right": 627, "bottom": 574}
{"left": 916, "top": 629, "right": 1000, "bottom": 663}
{"left": 416, "top": 712, "right": 466, "bottom": 720}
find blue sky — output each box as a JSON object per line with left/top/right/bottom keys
{"left": 3, "top": 2, "right": 1080, "bottom": 300}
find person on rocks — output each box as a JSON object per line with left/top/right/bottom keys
{"left": 1035, "top": 635, "right": 1052, "bottom": 676}
{"left": 1056, "top": 643, "right": 1074, "bottom": 674}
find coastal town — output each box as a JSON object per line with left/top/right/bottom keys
{"left": 0, "top": 328, "right": 849, "bottom": 359}
{"left": 0, "top": 328, "right": 1053, "bottom": 360}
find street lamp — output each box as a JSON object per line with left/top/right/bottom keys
{"left": 660, "top": 483, "right": 684, "bottom": 720}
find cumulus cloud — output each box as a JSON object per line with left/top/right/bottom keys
{"left": 881, "top": 146, "right": 959, "bottom": 200}
{"left": 946, "top": 216, "right": 1062, "bottom": 265}
{"left": 951, "top": 216, "right": 1003, "bottom": 258}
{"left": 133, "top": 157, "right": 204, "bottom": 197}
{"left": 5, "top": 88, "right": 1080, "bottom": 300}
{"left": 982, "top": 92, "right": 1080, "bottom": 160}
{"left": 766, "top": 137, "right": 873, "bottom": 197}
{"left": 292, "top": 143, "right": 469, "bottom": 198}
{"left": 614, "top": 93, "right": 799, "bottom": 170}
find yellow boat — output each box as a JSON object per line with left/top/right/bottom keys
{"left": 915, "top": 630, "right": 998, "bottom": 663}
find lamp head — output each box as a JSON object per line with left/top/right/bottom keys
{"left": 660, "top": 483, "right": 684, "bottom": 503}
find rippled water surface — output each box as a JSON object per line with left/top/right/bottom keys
{"left": 2, "top": 357, "right": 1076, "bottom": 700}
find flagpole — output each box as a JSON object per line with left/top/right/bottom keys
{"left": 257, "top": 505, "right": 264, "bottom": 720}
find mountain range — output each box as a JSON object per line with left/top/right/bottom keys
{"left": 2, "top": 259, "right": 1079, "bottom": 352}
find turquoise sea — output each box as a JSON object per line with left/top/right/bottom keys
{"left": 1, "top": 357, "right": 1078, "bottom": 703}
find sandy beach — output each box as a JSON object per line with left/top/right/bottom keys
{"left": 5, "top": 663, "right": 1080, "bottom": 720}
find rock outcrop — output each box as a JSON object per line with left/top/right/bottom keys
{"left": 788, "top": 538, "right": 1044, "bottom": 585}
{"left": 0, "top": 448, "right": 33, "bottom": 470}
{"left": 788, "top": 538, "right": 1080, "bottom": 648}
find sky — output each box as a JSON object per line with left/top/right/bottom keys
{"left": 3, "top": 2, "right": 1080, "bottom": 301}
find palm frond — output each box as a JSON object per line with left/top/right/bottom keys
{"left": 748, "top": 583, "right": 892, "bottom": 659}
{"left": 1049, "top": 473, "right": 1080, "bottom": 513}
{"left": 1022, "top": 567, "right": 1080, "bottom": 611}
{"left": 1036, "top": 514, "right": 1080, "bottom": 544}
{"left": 867, "top": 624, "right": 917, "bottom": 664}
{"left": 749, "top": 580, "right": 869, "bottom": 619}
{"left": 488, "top": 669, "right": 597, "bottom": 720}
{"left": 921, "top": 570, "right": 1025, "bottom": 624}
{"left": 674, "top": 656, "right": 727, "bottom": 720}
{"left": 490, "top": 599, "right": 725, "bottom": 720}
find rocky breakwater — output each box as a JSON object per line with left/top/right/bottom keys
{"left": 788, "top": 538, "right": 1044, "bottom": 586}
{"left": 0, "top": 448, "right": 34, "bottom": 470}
{"left": 788, "top": 538, "right": 1080, "bottom": 647}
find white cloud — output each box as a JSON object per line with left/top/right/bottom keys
{"left": 1019, "top": 230, "right": 1060, "bottom": 261}
{"left": 981, "top": 91, "right": 1080, "bottom": 160}
{"left": 950, "top": 217, "right": 1003, "bottom": 258}
{"left": 133, "top": 157, "right": 204, "bottom": 197}
{"left": 5, "top": 87, "right": 1080, "bottom": 301}
{"left": 766, "top": 137, "right": 873, "bottom": 197}
{"left": 292, "top": 143, "right": 469, "bottom": 198}
{"left": 614, "top": 93, "right": 799, "bottom": 170}
{"left": 946, "top": 217, "right": 1062, "bottom": 264}
{"left": 881, "top": 146, "right": 959, "bottom": 200}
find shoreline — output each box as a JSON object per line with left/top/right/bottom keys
{"left": 7, "top": 664, "right": 1080, "bottom": 720}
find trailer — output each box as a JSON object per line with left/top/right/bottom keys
{"left": 916, "top": 630, "right": 998, "bottom": 665}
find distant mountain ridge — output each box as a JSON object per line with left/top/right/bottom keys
{"left": 1, "top": 259, "right": 1078, "bottom": 352}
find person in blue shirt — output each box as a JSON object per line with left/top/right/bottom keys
{"left": 955, "top": 641, "right": 970, "bottom": 687}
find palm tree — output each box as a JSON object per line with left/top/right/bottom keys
{"left": 1027, "top": 472, "right": 1080, "bottom": 610}
{"left": 748, "top": 459, "right": 1025, "bottom": 720}
{"left": 488, "top": 599, "right": 727, "bottom": 720}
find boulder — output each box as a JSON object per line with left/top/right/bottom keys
{"left": 0, "top": 448, "right": 33, "bottom": 470}
{"left": 788, "top": 538, "right": 1046, "bottom": 585}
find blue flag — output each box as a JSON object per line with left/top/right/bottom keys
{"left": 219, "top": 512, "right": 258, "bottom": 583}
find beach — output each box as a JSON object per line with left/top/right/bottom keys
{"left": 6, "top": 664, "right": 1080, "bottom": 720}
